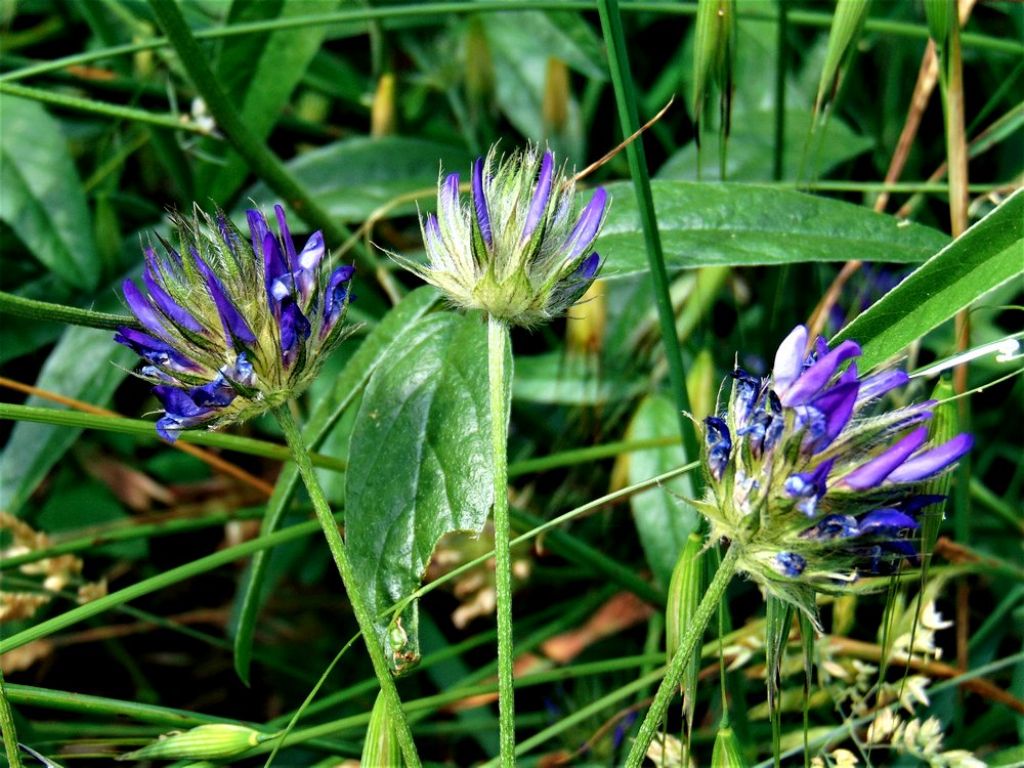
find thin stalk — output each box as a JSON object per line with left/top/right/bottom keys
{"left": 596, "top": 0, "right": 699, "bottom": 464}
{"left": 625, "top": 544, "right": 740, "bottom": 768}
{"left": 487, "top": 315, "right": 516, "bottom": 766}
{"left": 773, "top": 0, "right": 788, "bottom": 181}
{"left": 0, "top": 290, "right": 138, "bottom": 331}
{"left": 272, "top": 406, "right": 421, "bottom": 768}
{"left": 0, "top": 403, "right": 346, "bottom": 471}
{"left": 146, "top": 0, "right": 379, "bottom": 277}
{"left": 0, "top": 670, "right": 24, "bottom": 768}
{"left": 0, "top": 81, "right": 213, "bottom": 134}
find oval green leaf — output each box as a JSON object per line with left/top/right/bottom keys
{"left": 345, "top": 312, "right": 494, "bottom": 673}
{"left": 596, "top": 181, "right": 949, "bottom": 277}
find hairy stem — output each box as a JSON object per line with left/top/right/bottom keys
{"left": 272, "top": 406, "right": 421, "bottom": 768}
{"left": 625, "top": 544, "right": 740, "bottom": 767}
{"left": 488, "top": 314, "right": 516, "bottom": 766}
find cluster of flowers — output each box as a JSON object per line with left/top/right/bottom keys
{"left": 700, "top": 325, "right": 972, "bottom": 617}
{"left": 117, "top": 148, "right": 606, "bottom": 438}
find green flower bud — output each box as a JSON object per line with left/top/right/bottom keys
{"left": 118, "top": 724, "right": 272, "bottom": 761}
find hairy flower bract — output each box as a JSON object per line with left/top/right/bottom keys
{"left": 398, "top": 144, "right": 608, "bottom": 327}
{"left": 115, "top": 205, "right": 354, "bottom": 441}
{"left": 698, "top": 325, "right": 972, "bottom": 623}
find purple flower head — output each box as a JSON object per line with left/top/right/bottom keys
{"left": 116, "top": 205, "right": 355, "bottom": 441}
{"left": 699, "top": 325, "right": 972, "bottom": 622}
{"left": 401, "top": 143, "right": 610, "bottom": 327}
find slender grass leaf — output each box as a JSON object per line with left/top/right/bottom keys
{"left": 597, "top": 181, "right": 948, "bottom": 277}
{"left": 0, "top": 326, "right": 134, "bottom": 513}
{"left": 666, "top": 532, "right": 704, "bottom": 735}
{"left": 833, "top": 189, "right": 1023, "bottom": 371}
{"left": 623, "top": 395, "right": 700, "bottom": 589}
{"left": 231, "top": 286, "right": 439, "bottom": 683}
{"left": 345, "top": 312, "right": 495, "bottom": 674}
{"left": 239, "top": 137, "right": 474, "bottom": 224}
{"left": 0, "top": 96, "right": 99, "bottom": 290}
{"left": 814, "top": 0, "right": 870, "bottom": 116}
{"left": 196, "top": 0, "right": 338, "bottom": 204}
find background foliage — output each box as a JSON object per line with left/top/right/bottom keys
{"left": 0, "top": 0, "right": 1021, "bottom": 766}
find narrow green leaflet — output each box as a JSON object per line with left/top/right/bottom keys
{"left": 625, "top": 395, "right": 700, "bottom": 589}
{"left": 240, "top": 137, "right": 474, "bottom": 224}
{"left": 345, "top": 312, "right": 495, "bottom": 673}
{"left": 196, "top": 0, "right": 338, "bottom": 203}
{"left": 232, "top": 286, "right": 439, "bottom": 683}
{"left": 0, "top": 326, "right": 134, "bottom": 513}
{"left": 0, "top": 96, "right": 100, "bottom": 290}
{"left": 834, "top": 189, "right": 1023, "bottom": 371}
{"left": 596, "top": 181, "right": 949, "bottom": 277}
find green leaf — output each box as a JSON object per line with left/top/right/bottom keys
{"left": 195, "top": 0, "right": 338, "bottom": 203}
{"left": 833, "top": 189, "right": 1023, "bottom": 371}
{"left": 0, "top": 326, "right": 134, "bottom": 513}
{"left": 239, "top": 137, "right": 474, "bottom": 224}
{"left": 624, "top": 394, "right": 700, "bottom": 589}
{"left": 658, "top": 109, "right": 872, "bottom": 182}
{"left": 814, "top": 0, "right": 870, "bottom": 115}
{"left": 596, "top": 181, "right": 949, "bottom": 277}
{"left": 0, "top": 96, "right": 100, "bottom": 290}
{"left": 345, "top": 312, "right": 494, "bottom": 673}
{"left": 231, "top": 286, "right": 439, "bottom": 683}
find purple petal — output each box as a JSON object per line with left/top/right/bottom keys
{"left": 806, "top": 373, "right": 860, "bottom": 452}
{"left": 522, "top": 151, "right": 554, "bottom": 242}
{"left": 885, "top": 434, "right": 973, "bottom": 484}
{"left": 297, "top": 231, "right": 325, "bottom": 272}
{"left": 114, "top": 326, "right": 198, "bottom": 372}
{"left": 320, "top": 265, "right": 355, "bottom": 339}
{"left": 263, "top": 231, "right": 290, "bottom": 306}
{"left": 274, "top": 204, "right": 297, "bottom": 267}
{"left": 898, "top": 494, "right": 946, "bottom": 515}
{"left": 143, "top": 268, "right": 203, "bottom": 333}
{"left": 217, "top": 213, "right": 238, "bottom": 256}
{"left": 775, "top": 552, "right": 806, "bottom": 577}
{"left": 856, "top": 369, "right": 909, "bottom": 405}
{"left": 780, "top": 340, "right": 861, "bottom": 407}
{"left": 279, "top": 301, "right": 311, "bottom": 367}
{"left": 471, "top": 157, "right": 492, "bottom": 247}
{"left": 192, "top": 251, "right": 257, "bottom": 346}
{"left": 772, "top": 326, "right": 808, "bottom": 391}
{"left": 840, "top": 427, "right": 929, "bottom": 490}
{"left": 858, "top": 508, "right": 919, "bottom": 536}
{"left": 441, "top": 173, "right": 461, "bottom": 221}
{"left": 563, "top": 187, "right": 608, "bottom": 261}
{"left": 153, "top": 385, "right": 217, "bottom": 439}
{"left": 189, "top": 375, "right": 236, "bottom": 408}
{"left": 704, "top": 416, "right": 732, "bottom": 481}
{"left": 576, "top": 252, "right": 600, "bottom": 279}
{"left": 224, "top": 352, "right": 256, "bottom": 388}
{"left": 247, "top": 209, "right": 270, "bottom": 259}
{"left": 122, "top": 279, "right": 166, "bottom": 336}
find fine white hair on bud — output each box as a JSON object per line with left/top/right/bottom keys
{"left": 395, "top": 143, "right": 609, "bottom": 327}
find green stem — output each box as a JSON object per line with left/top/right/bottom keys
{"left": 487, "top": 314, "right": 516, "bottom": 766}
{"left": 0, "top": 81, "right": 213, "bottom": 134}
{"left": 0, "top": 290, "right": 138, "bottom": 331}
{"left": 0, "top": 404, "right": 346, "bottom": 471}
{"left": 596, "top": 0, "right": 699, "bottom": 464}
{"left": 0, "top": 670, "right": 24, "bottom": 768}
{"left": 772, "top": 0, "right": 788, "bottom": 181}
{"left": 272, "top": 406, "right": 421, "bottom": 768}
{"left": 625, "top": 544, "right": 740, "bottom": 768}
{"left": 146, "top": 0, "right": 378, "bottom": 275}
